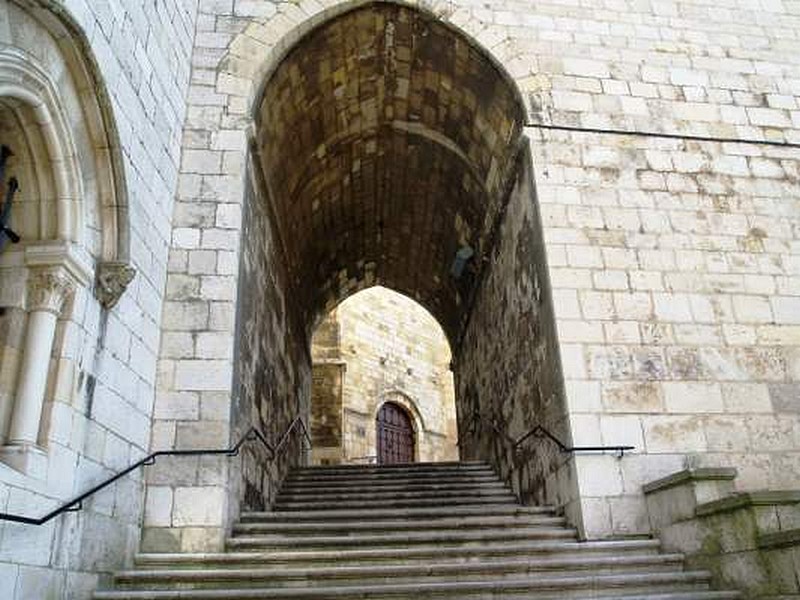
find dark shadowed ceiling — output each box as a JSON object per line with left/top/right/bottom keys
{"left": 255, "top": 1, "right": 526, "bottom": 342}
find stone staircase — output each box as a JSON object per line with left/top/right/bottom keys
{"left": 94, "top": 461, "right": 742, "bottom": 599}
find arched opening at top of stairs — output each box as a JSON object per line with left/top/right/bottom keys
{"left": 309, "top": 285, "right": 457, "bottom": 466}
{"left": 234, "top": 0, "right": 569, "bottom": 514}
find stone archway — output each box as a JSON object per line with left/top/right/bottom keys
{"left": 236, "top": 0, "right": 567, "bottom": 515}
{"left": 148, "top": 0, "right": 571, "bottom": 553}
{"left": 0, "top": 0, "right": 133, "bottom": 476}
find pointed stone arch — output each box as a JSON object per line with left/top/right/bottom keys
{"left": 1, "top": 0, "right": 132, "bottom": 272}
{"left": 0, "top": 0, "right": 133, "bottom": 474}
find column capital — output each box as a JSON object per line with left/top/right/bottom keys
{"left": 26, "top": 267, "right": 75, "bottom": 314}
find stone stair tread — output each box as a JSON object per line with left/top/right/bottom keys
{"left": 134, "top": 540, "right": 668, "bottom": 570}
{"left": 276, "top": 489, "right": 517, "bottom": 502}
{"left": 292, "top": 461, "right": 488, "bottom": 473}
{"left": 94, "top": 570, "right": 716, "bottom": 599}
{"left": 285, "top": 469, "right": 496, "bottom": 481}
{"left": 274, "top": 496, "right": 517, "bottom": 509}
{"left": 279, "top": 482, "right": 508, "bottom": 495}
{"left": 227, "top": 527, "right": 577, "bottom": 546}
{"left": 232, "top": 515, "right": 567, "bottom": 533}
{"left": 116, "top": 553, "right": 688, "bottom": 582}
{"left": 241, "top": 504, "right": 557, "bottom": 521}
{"left": 282, "top": 475, "right": 501, "bottom": 489}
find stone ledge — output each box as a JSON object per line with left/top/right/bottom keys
{"left": 758, "top": 527, "right": 800, "bottom": 550}
{"left": 642, "top": 468, "right": 738, "bottom": 495}
{"left": 696, "top": 491, "right": 800, "bottom": 517}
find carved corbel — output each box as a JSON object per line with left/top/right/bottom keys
{"left": 94, "top": 262, "right": 136, "bottom": 309}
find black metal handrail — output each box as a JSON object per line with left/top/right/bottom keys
{"left": 465, "top": 411, "right": 634, "bottom": 458}
{"left": 0, "top": 416, "right": 311, "bottom": 526}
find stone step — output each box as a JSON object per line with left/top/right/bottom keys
{"left": 94, "top": 570, "right": 723, "bottom": 599}
{"left": 115, "top": 554, "right": 688, "bottom": 589}
{"left": 287, "top": 466, "right": 494, "bottom": 481}
{"left": 276, "top": 486, "right": 514, "bottom": 503}
{"left": 232, "top": 514, "right": 568, "bottom": 535}
{"left": 274, "top": 494, "right": 517, "bottom": 511}
{"left": 283, "top": 473, "right": 498, "bottom": 486}
{"left": 282, "top": 474, "right": 502, "bottom": 491}
{"left": 134, "top": 540, "right": 666, "bottom": 570}
{"left": 280, "top": 480, "right": 506, "bottom": 496}
{"left": 240, "top": 504, "right": 557, "bottom": 522}
{"left": 96, "top": 461, "right": 741, "bottom": 599}
{"left": 291, "top": 461, "right": 489, "bottom": 475}
{"left": 227, "top": 526, "right": 577, "bottom": 550}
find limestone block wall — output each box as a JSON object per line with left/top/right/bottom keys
{"left": 311, "top": 287, "right": 458, "bottom": 464}
{"left": 149, "top": 0, "right": 800, "bottom": 551}
{"left": 537, "top": 128, "right": 800, "bottom": 538}
{"left": 0, "top": 0, "right": 197, "bottom": 598}
{"left": 456, "top": 146, "right": 570, "bottom": 509}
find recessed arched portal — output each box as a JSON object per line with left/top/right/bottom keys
{"left": 234, "top": 0, "right": 569, "bottom": 514}
{"left": 376, "top": 401, "right": 415, "bottom": 464}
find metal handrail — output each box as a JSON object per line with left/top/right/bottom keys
{"left": 0, "top": 416, "right": 311, "bottom": 525}
{"left": 465, "top": 411, "right": 634, "bottom": 458}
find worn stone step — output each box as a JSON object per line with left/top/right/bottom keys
{"left": 276, "top": 486, "right": 513, "bottom": 503}
{"left": 274, "top": 494, "right": 517, "bottom": 511}
{"left": 227, "top": 526, "right": 577, "bottom": 550}
{"left": 233, "top": 515, "right": 567, "bottom": 535}
{"left": 241, "top": 504, "right": 557, "bottom": 522}
{"left": 134, "top": 540, "right": 666, "bottom": 570}
{"left": 287, "top": 466, "right": 494, "bottom": 481}
{"left": 291, "top": 461, "right": 488, "bottom": 475}
{"left": 282, "top": 474, "right": 501, "bottom": 491}
{"left": 284, "top": 473, "right": 498, "bottom": 486}
{"left": 115, "top": 554, "right": 688, "bottom": 589}
{"left": 94, "top": 570, "right": 720, "bottom": 599}
{"left": 280, "top": 480, "right": 506, "bottom": 496}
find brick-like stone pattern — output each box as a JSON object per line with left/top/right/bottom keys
{"left": 150, "top": 0, "right": 800, "bottom": 553}
{"left": 538, "top": 129, "right": 800, "bottom": 538}
{"left": 311, "top": 287, "right": 457, "bottom": 464}
{"left": 253, "top": 3, "right": 525, "bottom": 341}
{"left": 0, "top": 0, "right": 196, "bottom": 597}
{"left": 457, "top": 146, "right": 570, "bottom": 508}
{"left": 232, "top": 163, "right": 310, "bottom": 515}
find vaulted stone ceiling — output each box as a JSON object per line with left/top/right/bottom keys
{"left": 254, "top": 2, "right": 525, "bottom": 342}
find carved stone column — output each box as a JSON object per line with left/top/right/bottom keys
{"left": 6, "top": 268, "right": 74, "bottom": 448}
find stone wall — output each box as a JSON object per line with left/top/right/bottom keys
{"left": 311, "top": 287, "right": 458, "bottom": 464}
{"left": 456, "top": 145, "right": 572, "bottom": 509}
{"left": 147, "top": 0, "right": 800, "bottom": 554}
{"left": 232, "top": 161, "right": 310, "bottom": 513}
{"left": 536, "top": 126, "right": 800, "bottom": 538}
{"left": 0, "top": 0, "right": 197, "bottom": 597}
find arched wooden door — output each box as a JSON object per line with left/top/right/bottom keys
{"left": 376, "top": 402, "right": 415, "bottom": 465}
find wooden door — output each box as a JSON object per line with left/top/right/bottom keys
{"left": 376, "top": 402, "right": 415, "bottom": 464}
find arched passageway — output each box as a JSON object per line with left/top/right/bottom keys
{"left": 309, "top": 285, "right": 457, "bottom": 466}
{"left": 233, "top": 1, "right": 568, "bottom": 513}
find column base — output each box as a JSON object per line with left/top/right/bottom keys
{"left": 0, "top": 443, "right": 47, "bottom": 479}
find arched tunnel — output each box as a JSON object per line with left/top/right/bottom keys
{"left": 233, "top": 1, "right": 570, "bottom": 512}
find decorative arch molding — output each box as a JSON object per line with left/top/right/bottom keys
{"left": 376, "top": 390, "right": 426, "bottom": 436}
{"left": 1, "top": 0, "right": 134, "bottom": 307}
{"left": 0, "top": 0, "right": 134, "bottom": 476}
{"left": 220, "top": 0, "right": 527, "bottom": 119}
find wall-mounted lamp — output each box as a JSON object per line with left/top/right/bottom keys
{"left": 450, "top": 245, "right": 474, "bottom": 279}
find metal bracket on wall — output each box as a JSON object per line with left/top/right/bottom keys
{"left": 0, "top": 145, "right": 21, "bottom": 252}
